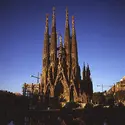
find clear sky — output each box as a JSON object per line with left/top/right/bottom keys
{"left": 0, "top": 0, "right": 125, "bottom": 93}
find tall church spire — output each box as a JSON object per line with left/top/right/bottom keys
{"left": 71, "top": 16, "right": 78, "bottom": 66}
{"left": 42, "top": 14, "right": 49, "bottom": 68}
{"left": 71, "top": 16, "right": 80, "bottom": 95}
{"left": 52, "top": 7, "right": 56, "bottom": 28}
{"left": 45, "top": 14, "right": 49, "bottom": 34}
{"left": 83, "top": 62, "right": 86, "bottom": 80}
{"left": 50, "top": 7, "right": 57, "bottom": 81}
{"left": 64, "top": 7, "right": 71, "bottom": 81}
{"left": 65, "top": 7, "right": 70, "bottom": 31}
{"left": 41, "top": 14, "right": 50, "bottom": 93}
{"left": 72, "top": 16, "right": 76, "bottom": 38}
{"left": 86, "top": 64, "right": 93, "bottom": 101}
{"left": 64, "top": 7, "right": 70, "bottom": 55}
{"left": 50, "top": 7, "right": 57, "bottom": 56}
{"left": 86, "top": 63, "right": 91, "bottom": 77}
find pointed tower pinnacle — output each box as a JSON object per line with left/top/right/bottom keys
{"left": 72, "top": 16, "right": 76, "bottom": 37}
{"left": 41, "top": 14, "right": 50, "bottom": 94}
{"left": 65, "top": 7, "right": 70, "bottom": 29}
{"left": 64, "top": 7, "right": 70, "bottom": 45}
{"left": 50, "top": 7, "right": 57, "bottom": 58}
{"left": 86, "top": 63, "right": 91, "bottom": 77}
{"left": 64, "top": 7, "right": 71, "bottom": 58}
{"left": 64, "top": 7, "right": 71, "bottom": 81}
{"left": 71, "top": 16, "right": 78, "bottom": 66}
{"left": 83, "top": 62, "right": 86, "bottom": 80}
{"left": 42, "top": 14, "right": 49, "bottom": 67}
{"left": 86, "top": 63, "right": 93, "bottom": 100}
{"left": 64, "top": 7, "right": 70, "bottom": 40}
{"left": 45, "top": 14, "right": 49, "bottom": 33}
{"left": 50, "top": 7, "right": 57, "bottom": 81}
{"left": 52, "top": 7, "right": 56, "bottom": 27}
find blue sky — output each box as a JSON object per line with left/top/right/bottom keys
{"left": 0, "top": 0, "right": 125, "bottom": 93}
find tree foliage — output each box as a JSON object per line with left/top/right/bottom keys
{"left": 92, "top": 92, "right": 105, "bottom": 104}
{"left": 0, "top": 90, "right": 29, "bottom": 111}
{"left": 105, "top": 94, "right": 114, "bottom": 106}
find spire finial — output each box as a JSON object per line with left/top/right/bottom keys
{"left": 87, "top": 63, "right": 91, "bottom": 76}
{"left": 83, "top": 62, "right": 86, "bottom": 79}
{"left": 45, "top": 14, "right": 49, "bottom": 31}
{"left": 72, "top": 16, "right": 75, "bottom": 25}
{"left": 52, "top": 7, "right": 56, "bottom": 27}
{"left": 53, "top": 7, "right": 55, "bottom": 11}
{"left": 83, "top": 62, "right": 85, "bottom": 66}
{"left": 87, "top": 63, "right": 89, "bottom": 68}
{"left": 65, "top": 7, "right": 69, "bottom": 28}
{"left": 72, "top": 16, "right": 75, "bottom": 36}
{"left": 83, "top": 62, "right": 86, "bottom": 71}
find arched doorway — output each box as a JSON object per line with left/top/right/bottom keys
{"left": 54, "top": 81, "right": 64, "bottom": 98}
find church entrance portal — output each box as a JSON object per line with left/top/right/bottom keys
{"left": 54, "top": 81, "right": 64, "bottom": 98}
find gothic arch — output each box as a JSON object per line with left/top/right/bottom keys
{"left": 54, "top": 70, "right": 70, "bottom": 102}
{"left": 54, "top": 81, "right": 64, "bottom": 97}
{"left": 54, "top": 70, "right": 69, "bottom": 89}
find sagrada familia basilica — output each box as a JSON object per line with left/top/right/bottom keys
{"left": 23, "top": 7, "right": 93, "bottom": 104}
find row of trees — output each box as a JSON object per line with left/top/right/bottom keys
{"left": 0, "top": 90, "right": 30, "bottom": 124}
{"left": 0, "top": 90, "right": 29, "bottom": 111}
{"left": 1, "top": 89, "right": 125, "bottom": 110}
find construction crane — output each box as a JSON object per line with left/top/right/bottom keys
{"left": 97, "top": 84, "right": 112, "bottom": 92}
{"left": 30, "top": 72, "right": 40, "bottom": 83}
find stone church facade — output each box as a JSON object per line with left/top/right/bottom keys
{"left": 40, "top": 7, "right": 93, "bottom": 103}
{"left": 23, "top": 7, "right": 93, "bottom": 103}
